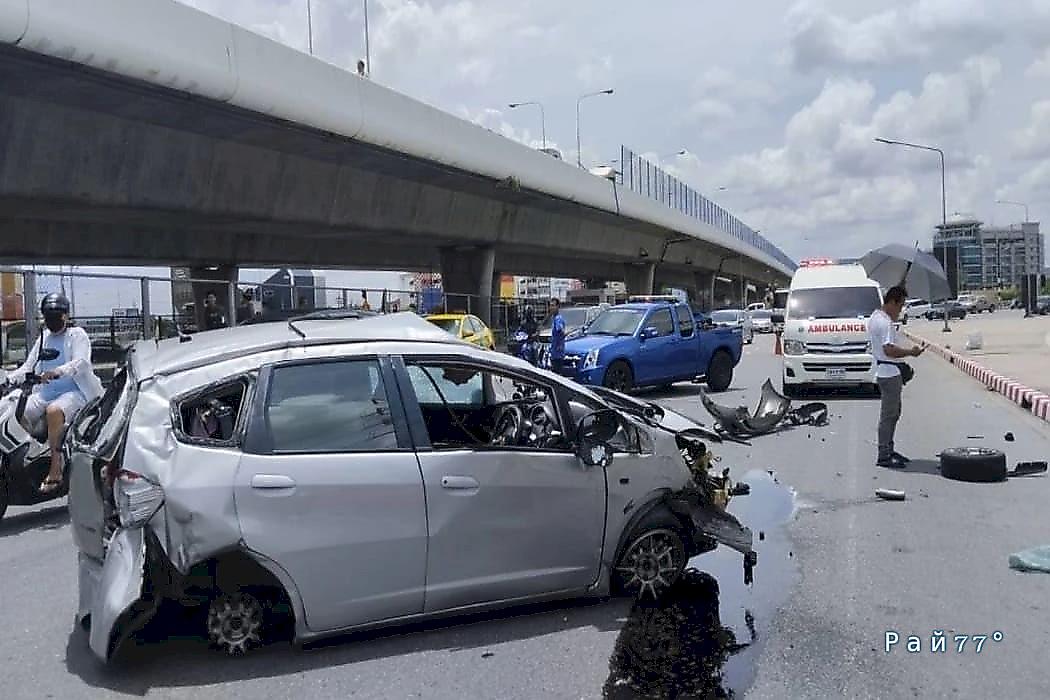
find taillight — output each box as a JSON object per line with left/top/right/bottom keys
{"left": 114, "top": 469, "right": 164, "bottom": 528}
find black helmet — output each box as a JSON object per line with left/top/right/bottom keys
{"left": 40, "top": 293, "right": 70, "bottom": 315}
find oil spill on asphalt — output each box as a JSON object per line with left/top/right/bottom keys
{"left": 603, "top": 470, "right": 797, "bottom": 698}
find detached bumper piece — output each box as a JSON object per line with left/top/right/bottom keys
{"left": 699, "top": 378, "right": 828, "bottom": 437}
{"left": 668, "top": 490, "right": 757, "bottom": 585}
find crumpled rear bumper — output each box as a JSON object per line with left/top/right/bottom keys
{"left": 78, "top": 527, "right": 156, "bottom": 662}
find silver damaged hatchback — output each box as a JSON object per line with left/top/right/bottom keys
{"left": 68, "top": 312, "right": 756, "bottom": 662}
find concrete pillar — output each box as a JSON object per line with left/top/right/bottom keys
{"left": 623, "top": 262, "right": 655, "bottom": 296}
{"left": 694, "top": 270, "right": 714, "bottom": 312}
{"left": 439, "top": 246, "right": 497, "bottom": 326}
{"left": 23, "top": 271, "right": 38, "bottom": 343}
{"left": 188, "top": 265, "right": 237, "bottom": 331}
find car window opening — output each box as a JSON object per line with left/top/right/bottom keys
{"left": 178, "top": 380, "right": 249, "bottom": 442}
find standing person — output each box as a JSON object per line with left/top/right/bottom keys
{"left": 869, "top": 286, "right": 924, "bottom": 468}
{"left": 7, "top": 294, "right": 102, "bottom": 493}
{"left": 235, "top": 289, "right": 255, "bottom": 325}
{"left": 202, "top": 291, "right": 227, "bottom": 330}
{"left": 548, "top": 298, "right": 567, "bottom": 374}
{"left": 360, "top": 291, "right": 371, "bottom": 311}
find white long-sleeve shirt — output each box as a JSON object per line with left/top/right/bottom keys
{"left": 7, "top": 326, "right": 104, "bottom": 402}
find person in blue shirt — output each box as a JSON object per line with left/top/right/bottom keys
{"left": 548, "top": 298, "right": 567, "bottom": 373}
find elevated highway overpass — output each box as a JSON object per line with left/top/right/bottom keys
{"left": 0, "top": 0, "right": 794, "bottom": 321}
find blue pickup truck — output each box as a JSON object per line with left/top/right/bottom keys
{"left": 558, "top": 302, "right": 743, "bottom": 392}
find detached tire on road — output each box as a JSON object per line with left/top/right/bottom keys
{"left": 706, "top": 351, "right": 734, "bottom": 393}
{"left": 940, "top": 447, "right": 1007, "bottom": 483}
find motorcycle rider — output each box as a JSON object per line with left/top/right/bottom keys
{"left": 517, "top": 305, "right": 539, "bottom": 365}
{"left": 6, "top": 294, "right": 103, "bottom": 493}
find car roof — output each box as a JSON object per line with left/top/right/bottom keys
{"left": 426, "top": 313, "right": 468, "bottom": 320}
{"left": 789, "top": 264, "right": 878, "bottom": 291}
{"left": 129, "top": 312, "right": 465, "bottom": 379}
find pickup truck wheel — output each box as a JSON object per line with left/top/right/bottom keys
{"left": 940, "top": 447, "right": 1007, "bottom": 483}
{"left": 603, "top": 361, "right": 634, "bottom": 393}
{"left": 706, "top": 351, "right": 734, "bottom": 393}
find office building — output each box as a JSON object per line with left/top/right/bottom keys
{"left": 933, "top": 215, "right": 1043, "bottom": 294}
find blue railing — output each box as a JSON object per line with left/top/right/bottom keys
{"left": 618, "top": 146, "right": 796, "bottom": 271}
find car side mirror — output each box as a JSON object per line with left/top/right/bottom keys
{"left": 640, "top": 326, "right": 658, "bottom": 340}
{"left": 576, "top": 409, "right": 620, "bottom": 443}
{"left": 699, "top": 317, "right": 714, "bottom": 331}
{"left": 771, "top": 313, "right": 785, "bottom": 325}
{"left": 39, "top": 348, "right": 60, "bottom": 361}
{"left": 575, "top": 441, "right": 613, "bottom": 468}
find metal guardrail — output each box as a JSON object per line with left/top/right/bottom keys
{"left": 617, "top": 146, "right": 795, "bottom": 271}
{"left": 0, "top": 268, "right": 569, "bottom": 367}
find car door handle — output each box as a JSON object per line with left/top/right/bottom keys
{"left": 441, "top": 476, "right": 479, "bottom": 490}
{"left": 250, "top": 474, "right": 297, "bottom": 489}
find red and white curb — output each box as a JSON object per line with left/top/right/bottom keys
{"left": 901, "top": 329, "right": 1050, "bottom": 423}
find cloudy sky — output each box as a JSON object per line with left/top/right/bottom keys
{"left": 38, "top": 0, "right": 1050, "bottom": 314}
{"left": 169, "top": 0, "right": 1050, "bottom": 264}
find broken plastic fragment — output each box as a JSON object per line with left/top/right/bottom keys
{"left": 1004, "top": 432, "right": 1015, "bottom": 442}
{"left": 875, "top": 489, "right": 906, "bottom": 501}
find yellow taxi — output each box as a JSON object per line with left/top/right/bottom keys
{"left": 425, "top": 313, "right": 496, "bottom": 350}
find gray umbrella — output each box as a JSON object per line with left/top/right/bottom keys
{"left": 860, "top": 243, "right": 951, "bottom": 301}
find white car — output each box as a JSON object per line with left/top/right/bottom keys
{"left": 709, "top": 309, "right": 754, "bottom": 344}
{"left": 746, "top": 302, "right": 766, "bottom": 313}
{"left": 904, "top": 299, "right": 930, "bottom": 322}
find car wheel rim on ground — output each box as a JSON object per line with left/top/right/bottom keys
{"left": 616, "top": 529, "right": 686, "bottom": 600}
{"left": 207, "top": 593, "right": 264, "bottom": 655}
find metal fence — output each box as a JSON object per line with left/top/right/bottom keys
{"left": 617, "top": 146, "right": 795, "bottom": 271}
{"left": 0, "top": 268, "right": 558, "bottom": 369}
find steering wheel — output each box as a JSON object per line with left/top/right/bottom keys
{"left": 526, "top": 404, "right": 556, "bottom": 447}
{"left": 492, "top": 405, "right": 524, "bottom": 447}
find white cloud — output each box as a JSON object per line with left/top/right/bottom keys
{"left": 1012, "top": 100, "right": 1050, "bottom": 160}
{"left": 787, "top": 0, "right": 1012, "bottom": 71}
{"left": 1026, "top": 48, "right": 1050, "bottom": 79}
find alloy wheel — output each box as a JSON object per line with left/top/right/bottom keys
{"left": 615, "top": 529, "right": 686, "bottom": 600}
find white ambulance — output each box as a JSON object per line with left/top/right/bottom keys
{"left": 780, "top": 259, "right": 883, "bottom": 396}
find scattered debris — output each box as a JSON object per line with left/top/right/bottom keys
{"left": 759, "top": 531, "right": 765, "bottom": 541}
{"left": 482, "top": 652, "right": 495, "bottom": 659}
{"left": 875, "top": 489, "right": 906, "bottom": 501}
{"left": 966, "top": 435, "right": 985, "bottom": 439}
{"left": 835, "top": 472, "right": 843, "bottom": 477}
{"left": 1009, "top": 546, "right": 1050, "bottom": 574}
{"left": 1004, "top": 432, "right": 1016, "bottom": 442}
{"left": 699, "top": 379, "right": 828, "bottom": 437}
{"left": 1009, "top": 461, "right": 1048, "bottom": 477}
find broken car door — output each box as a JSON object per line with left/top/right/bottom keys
{"left": 397, "top": 358, "right": 606, "bottom": 612}
{"left": 237, "top": 357, "right": 427, "bottom": 633}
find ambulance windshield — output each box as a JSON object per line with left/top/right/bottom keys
{"left": 787, "top": 287, "right": 881, "bottom": 320}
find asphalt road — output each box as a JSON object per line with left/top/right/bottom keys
{"left": 2, "top": 334, "right": 1049, "bottom": 699}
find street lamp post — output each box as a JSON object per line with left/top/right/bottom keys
{"left": 996, "top": 199, "right": 1029, "bottom": 223}
{"left": 576, "top": 89, "right": 614, "bottom": 169}
{"left": 508, "top": 101, "right": 546, "bottom": 150}
{"left": 874, "top": 136, "right": 951, "bottom": 332}
{"left": 306, "top": 0, "right": 314, "bottom": 55}
{"left": 363, "top": 0, "right": 371, "bottom": 76}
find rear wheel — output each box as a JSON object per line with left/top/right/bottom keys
{"left": 603, "top": 361, "right": 634, "bottom": 393}
{"left": 207, "top": 592, "right": 265, "bottom": 656}
{"left": 706, "top": 351, "right": 734, "bottom": 392}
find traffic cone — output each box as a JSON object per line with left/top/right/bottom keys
{"left": 774, "top": 331, "right": 783, "bottom": 356}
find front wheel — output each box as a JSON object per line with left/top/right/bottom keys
{"left": 614, "top": 515, "right": 687, "bottom": 600}
{"left": 603, "top": 361, "right": 634, "bottom": 393}
{"left": 705, "top": 350, "right": 734, "bottom": 392}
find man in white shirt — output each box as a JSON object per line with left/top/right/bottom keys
{"left": 6, "top": 294, "right": 103, "bottom": 492}
{"left": 868, "top": 286, "right": 925, "bottom": 468}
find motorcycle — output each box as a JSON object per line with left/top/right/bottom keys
{"left": 0, "top": 346, "right": 66, "bottom": 521}
{"left": 512, "top": 328, "right": 539, "bottom": 366}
